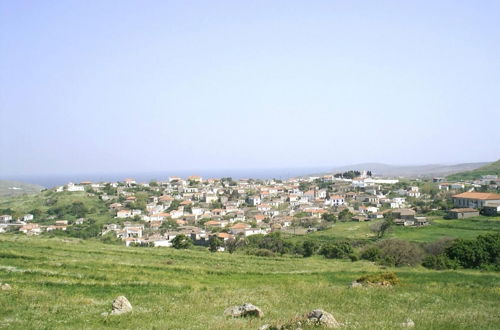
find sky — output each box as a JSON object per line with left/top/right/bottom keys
{"left": 1, "top": 0, "right": 499, "bottom": 177}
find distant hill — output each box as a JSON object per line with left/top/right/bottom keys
{"left": 309, "top": 161, "right": 489, "bottom": 178}
{"left": 446, "top": 159, "right": 500, "bottom": 181}
{"left": 0, "top": 180, "right": 44, "bottom": 197}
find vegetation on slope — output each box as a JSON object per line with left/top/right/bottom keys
{"left": 0, "top": 180, "right": 43, "bottom": 197}
{"left": 447, "top": 159, "right": 500, "bottom": 181}
{"left": 0, "top": 235, "right": 499, "bottom": 329}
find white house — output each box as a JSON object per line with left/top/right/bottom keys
{"left": 22, "top": 214, "right": 34, "bottom": 222}
{"left": 0, "top": 215, "right": 13, "bottom": 223}
{"left": 67, "top": 182, "right": 85, "bottom": 192}
{"left": 248, "top": 195, "right": 261, "bottom": 206}
{"left": 325, "top": 195, "right": 344, "bottom": 206}
{"left": 117, "top": 209, "right": 132, "bottom": 218}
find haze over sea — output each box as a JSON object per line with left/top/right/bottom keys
{"left": 2, "top": 167, "right": 331, "bottom": 188}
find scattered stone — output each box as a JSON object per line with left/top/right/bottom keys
{"left": 349, "top": 281, "right": 363, "bottom": 288}
{"left": 224, "top": 303, "right": 264, "bottom": 318}
{"left": 355, "top": 272, "right": 400, "bottom": 287}
{"left": 306, "top": 309, "right": 341, "bottom": 328}
{"left": 401, "top": 318, "right": 415, "bottom": 327}
{"left": 259, "top": 324, "right": 270, "bottom": 330}
{"left": 100, "top": 312, "right": 109, "bottom": 317}
{"left": 1, "top": 283, "right": 12, "bottom": 291}
{"left": 111, "top": 296, "right": 132, "bottom": 315}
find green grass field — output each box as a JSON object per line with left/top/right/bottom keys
{"left": 285, "top": 216, "right": 500, "bottom": 245}
{"left": 0, "top": 191, "right": 112, "bottom": 225}
{"left": 1, "top": 235, "right": 499, "bottom": 329}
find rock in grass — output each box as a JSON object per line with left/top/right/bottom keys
{"left": 1, "top": 283, "right": 12, "bottom": 291}
{"left": 224, "top": 303, "right": 264, "bottom": 318}
{"left": 401, "top": 318, "right": 415, "bottom": 327}
{"left": 355, "top": 272, "right": 400, "bottom": 287}
{"left": 306, "top": 309, "right": 341, "bottom": 328}
{"left": 349, "top": 281, "right": 363, "bottom": 288}
{"left": 111, "top": 296, "right": 132, "bottom": 315}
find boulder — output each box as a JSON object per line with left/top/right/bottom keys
{"left": 1, "top": 283, "right": 12, "bottom": 291}
{"left": 111, "top": 296, "right": 132, "bottom": 315}
{"left": 306, "top": 309, "right": 341, "bottom": 328}
{"left": 401, "top": 318, "right": 415, "bottom": 327}
{"left": 224, "top": 303, "right": 264, "bottom": 318}
{"left": 349, "top": 281, "right": 363, "bottom": 288}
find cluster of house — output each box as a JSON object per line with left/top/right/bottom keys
{"left": 0, "top": 214, "right": 79, "bottom": 235}
{"left": 3, "top": 172, "right": 499, "bottom": 244}
{"left": 88, "top": 172, "right": 434, "bottom": 246}
{"left": 434, "top": 174, "right": 500, "bottom": 191}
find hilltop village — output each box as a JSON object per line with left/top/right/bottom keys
{"left": 1, "top": 170, "right": 499, "bottom": 249}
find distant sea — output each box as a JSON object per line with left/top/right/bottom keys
{"left": 2, "top": 167, "right": 331, "bottom": 189}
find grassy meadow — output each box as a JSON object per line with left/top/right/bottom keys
{"left": 1, "top": 235, "right": 499, "bottom": 329}
{"left": 283, "top": 216, "right": 500, "bottom": 247}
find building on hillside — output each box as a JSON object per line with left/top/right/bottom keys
{"left": 452, "top": 192, "right": 500, "bottom": 209}
{"left": 447, "top": 208, "right": 480, "bottom": 219}
{"left": 391, "top": 209, "right": 416, "bottom": 220}
{"left": 0, "top": 215, "right": 13, "bottom": 223}
{"left": 20, "top": 224, "right": 42, "bottom": 235}
{"left": 67, "top": 182, "right": 85, "bottom": 192}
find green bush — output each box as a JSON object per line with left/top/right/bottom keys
{"left": 171, "top": 234, "right": 192, "bottom": 249}
{"left": 376, "top": 239, "right": 424, "bottom": 267}
{"left": 245, "top": 248, "right": 276, "bottom": 257}
{"left": 302, "top": 240, "right": 318, "bottom": 257}
{"left": 445, "top": 233, "right": 500, "bottom": 269}
{"left": 361, "top": 246, "right": 382, "bottom": 262}
{"left": 319, "top": 241, "right": 353, "bottom": 259}
{"left": 422, "top": 255, "right": 458, "bottom": 270}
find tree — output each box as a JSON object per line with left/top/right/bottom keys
{"left": 167, "top": 200, "right": 181, "bottom": 212}
{"left": 208, "top": 236, "right": 223, "bottom": 252}
{"left": 376, "top": 239, "right": 424, "bottom": 266}
{"left": 30, "top": 208, "right": 43, "bottom": 218}
{"left": 445, "top": 233, "right": 500, "bottom": 269}
{"left": 171, "top": 234, "right": 192, "bottom": 249}
{"left": 302, "top": 240, "right": 318, "bottom": 257}
{"left": 226, "top": 235, "right": 246, "bottom": 254}
{"left": 338, "top": 209, "right": 352, "bottom": 222}
{"left": 370, "top": 214, "right": 394, "bottom": 239}
{"left": 319, "top": 241, "right": 353, "bottom": 259}
{"left": 321, "top": 213, "right": 337, "bottom": 223}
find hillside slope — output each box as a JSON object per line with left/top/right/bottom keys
{"left": 300, "top": 162, "right": 488, "bottom": 178}
{"left": 0, "top": 236, "right": 499, "bottom": 329}
{"left": 446, "top": 159, "right": 500, "bottom": 181}
{"left": 0, "top": 180, "right": 44, "bottom": 198}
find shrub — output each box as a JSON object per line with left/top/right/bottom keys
{"left": 424, "top": 237, "right": 456, "bottom": 256}
{"left": 208, "top": 236, "right": 223, "bottom": 252}
{"left": 319, "top": 241, "right": 353, "bottom": 259}
{"left": 246, "top": 248, "right": 276, "bottom": 257}
{"left": 376, "top": 239, "right": 424, "bottom": 267}
{"left": 360, "top": 246, "right": 382, "bottom": 262}
{"left": 100, "top": 232, "right": 122, "bottom": 245}
{"left": 422, "top": 255, "right": 458, "bottom": 270}
{"left": 445, "top": 233, "right": 500, "bottom": 269}
{"left": 171, "top": 234, "right": 192, "bottom": 249}
{"left": 302, "top": 240, "right": 318, "bottom": 257}
{"left": 246, "top": 232, "right": 294, "bottom": 255}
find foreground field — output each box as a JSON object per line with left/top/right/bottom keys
{"left": 0, "top": 236, "right": 499, "bottom": 329}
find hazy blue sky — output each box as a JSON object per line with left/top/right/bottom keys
{"left": 1, "top": 0, "right": 499, "bottom": 177}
